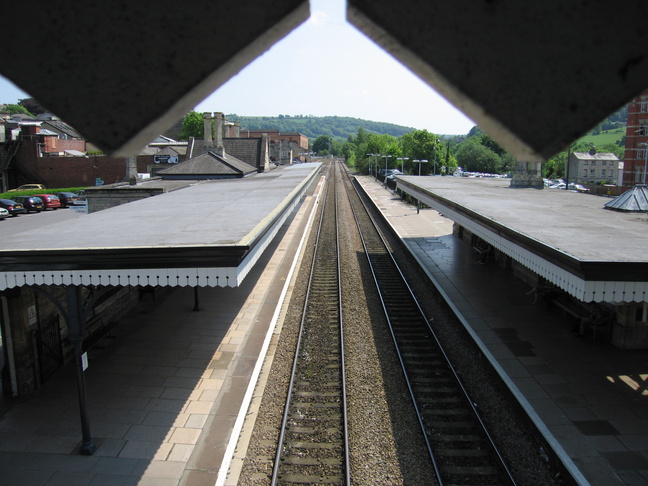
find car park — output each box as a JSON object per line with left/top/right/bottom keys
{"left": 13, "top": 196, "right": 45, "bottom": 212}
{"left": 56, "top": 192, "right": 82, "bottom": 208}
{"left": 0, "top": 207, "right": 9, "bottom": 219}
{"left": 8, "top": 183, "right": 47, "bottom": 192}
{"left": 32, "top": 194, "right": 61, "bottom": 210}
{"left": 0, "top": 198, "right": 26, "bottom": 216}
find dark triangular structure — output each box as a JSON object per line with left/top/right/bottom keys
{"left": 157, "top": 150, "right": 257, "bottom": 180}
{"left": 604, "top": 185, "right": 648, "bottom": 212}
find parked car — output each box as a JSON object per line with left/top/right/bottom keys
{"left": 32, "top": 194, "right": 61, "bottom": 210}
{"left": 8, "top": 183, "right": 47, "bottom": 192}
{"left": 0, "top": 198, "right": 26, "bottom": 216}
{"left": 56, "top": 192, "right": 82, "bottom": 208}
{"left": 0, "top": 207, "right": 9, "bottom": 219}
{"left": 13, "top": 196, "right": 45, "bottom": 212}
{"left": 568, "top": 183, "right": 590, "bottom": 193}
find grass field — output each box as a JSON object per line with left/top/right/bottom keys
{"left": 576, "top": 128, "right": 625, "bottom": 147}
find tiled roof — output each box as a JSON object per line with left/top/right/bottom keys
{"left": 572, "top": 151, "right": 619, "bottom": 161}
{"left": 224, "top": 138, "right": 261, "bottom": 166}
{"left": 158, "top": 150, "right": 256, "bottom": 177}
{"left": 41, "top": 120, "right": 83, "bottom": 139}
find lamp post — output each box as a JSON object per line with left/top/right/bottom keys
{"left": 433, "top": 145, "right": 437, "bottom": 175}
{"left": 367, "top": 153, "right": 378, "bottom": 179}
{"left": 383, "top": 155, "right": 392, "bottom": 185}
{"left": 397, "top": 157, "right": 409, "bottom": 174}
{"left": 414, "top": 159, "right": 428, "bottom": 176}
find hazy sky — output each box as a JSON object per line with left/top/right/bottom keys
{"left": 0, "top": 0, "right": 475, "bottom": 135}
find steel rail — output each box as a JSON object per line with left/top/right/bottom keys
{"left": 271, "top": 162, "right": 350, "bottom": 485}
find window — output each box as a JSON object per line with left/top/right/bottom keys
{"left": 590, "top": 169, "right": 596, "bottom": 176}
{"left": 583, "top": 160, "right": 588, "bottom": 166}
{"left": 641, "top": 97, "right": 648, "bottom": 113}
{"left": 638, "top": 119, "right": 648, "bottom": 135}
{"left": 638, "top": 148, "right": 647, "bottom": 161}
{"left": 601, "top": 169, "right": 606, "bottom": 176}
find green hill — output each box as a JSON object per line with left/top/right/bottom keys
{"left": 576, "top": 127, "right": 625, "bottom": 147}
{"left": 226, "top": 114, "right": 417, "bottom": 142}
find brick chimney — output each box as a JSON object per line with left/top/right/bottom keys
{"left": 203, "top": 112, "right": 213, "bottom": 147}
{"left": 214, "top": 112, "right": 225, "bottom": 156}
{"left": 259, "top": 133, "right": 270, "bottom": 172}
{"left": 126, "top": 156, "right": 138, "bottom": 184}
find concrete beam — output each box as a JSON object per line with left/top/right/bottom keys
{"left": 348, "top": 1, "right": 648, "bottom": 162}
{"left": 0, "top": 1, "right": 309, "bottom": 156}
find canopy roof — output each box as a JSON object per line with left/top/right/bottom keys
{"left": 0, "top": 163, "right": 321, "bottom": 290}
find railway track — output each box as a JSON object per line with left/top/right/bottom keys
{"left": 271, "top": 163, "right": 350, "bottom": 485}
{"left": 240, "top": 159, "right": 569, "bottom": 485}
{"left": 342, "top": 164, "right": 516, "bottom": 486}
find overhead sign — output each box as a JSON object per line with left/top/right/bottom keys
{"left": 154, "top": 154, "right": 178, "bottom": 164}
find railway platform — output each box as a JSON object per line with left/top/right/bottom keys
{"left": 0, "top": 172, "right": 325, "bottom": 486}
{"left": 357, "top": 175, "right": 648, "bottom": 486}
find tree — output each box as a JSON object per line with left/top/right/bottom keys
{"left": 179, "top": 111, "right": 203, "bottom": 140}
{"left": 455, "top": 138, "right": 500, "bottom": 173}
{"left": 313, "top": 135, "right": 332, "bottom": 154}
{"left": 400, "top": 129, "right": 439, "bottom": 174}
{"left": 543, "top": 151, "right": 566, "bottom": 179}
{"left": 3, "top": 104, "right": 32, "bottom": 116}
{"left": 18, "top": 98, "right": 46, "bottom": 116}
{"left": 480, "top": 134, "right": 506, "bottom": 157}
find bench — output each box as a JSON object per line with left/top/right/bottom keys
{"left": 83, "top": 315, "right": 118, "bottom": 351}
{"left": 541, "top": 288, "right": 612, "bottom": 340}
{"left": 473, "top": 244, "right": 492, "bottom": 264}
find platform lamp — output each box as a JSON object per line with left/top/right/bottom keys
{"left": 397, "top": 156, "right": 409, "bottom": 173}
{"left": 433, "top": 144, "right": 437, "bottom": 175}
{"left": 415, "top": 159, "right": 428, "bottom": 176}
{"left": 383, "top": 154, "right": 392, "bottom": 185}
{"left": 366, "top": 153, "right": 377, "bottom": 179}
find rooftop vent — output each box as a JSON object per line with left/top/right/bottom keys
{"left": 604, "top": 185, "right": 648, "bottom": 212}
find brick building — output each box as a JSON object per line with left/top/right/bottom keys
{"left": 239, "top": 129, "right": 309, "bottom": 164}
{"left": 623, "top": 89, "right": 648, "bottom": 186}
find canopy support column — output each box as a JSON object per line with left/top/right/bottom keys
{"left": 66, "top": 285, "right": 96, "bottom": 455}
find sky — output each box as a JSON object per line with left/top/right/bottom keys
{"left": 0, "top": 0, "right": 475, "bottom": 136}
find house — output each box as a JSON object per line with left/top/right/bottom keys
{"left": 567, "top": 150, "right": 622, "bottom": 185}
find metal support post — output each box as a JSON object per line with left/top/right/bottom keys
{"left": 66, "top": 285, "right": 96, "bottom": 455}
{"left": 193, "top": 286, "right": 202, "bottom": 311}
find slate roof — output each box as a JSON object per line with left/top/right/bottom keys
{"left": 604, "top": 185, "right": 648, "bottom": 212}
{"left": 224, "top": 138, "right": 261, "bottom": 167}
{"left": 157, "top": 150, "right": 256, "bottom": 178}
{"left": 40, "top": 119, "right": 83, "bottom": 139}
{"left": 571, "top": 151, "right": 619, "bottom": 161}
